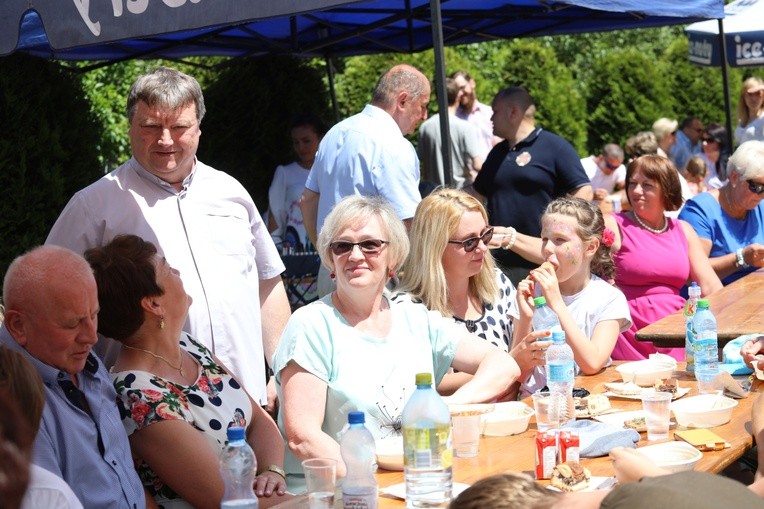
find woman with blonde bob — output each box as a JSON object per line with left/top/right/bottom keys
{"left": 396, "top": 188, "right": 544, "bottom": 396}
{"left": 274, "top": 194, "right": 519, "bottom": 488}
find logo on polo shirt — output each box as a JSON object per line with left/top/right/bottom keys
{"left": 516, "top": 151, "right": 532, "bottom": 166}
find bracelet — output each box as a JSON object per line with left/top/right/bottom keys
{"left": 736, "top": 247, "right": 749, "bottom": 269}
{"left": 264, "top": 464, "right": 286, "bottom": 479}
{"left": 502, "top": 227, "right": 517, "bottom": 251}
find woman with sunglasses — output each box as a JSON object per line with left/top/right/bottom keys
{"left": 272, "top": 195, "right": 519, "bottom": 489}
{"left": 394, "top": 188, "right": 540, "bottom": 397}
{"left": 698, "top": 123, "right": 730, "bottom": 189}
{"left": 603, "top": 155, "right": 722, "bottom": 361}
{"left": 679, "top": 140, "right": 764, "bottom": 285}
{"left": 735, "top": 77, "right": 764, "bottom": 144}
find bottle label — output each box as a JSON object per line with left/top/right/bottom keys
{"left": 403, "top": 424, "right": 452, "bottom": 469}
{"left": 685, "top": 321, "right": 696, "bottom": 374}
{"left": 343, "top": 493, "right": 378, "bottom": 509}
{"left": 548, "top": 361, "right": 574, "bottom": 383}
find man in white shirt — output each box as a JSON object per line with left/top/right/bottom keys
{"left": 580, "top": 143, "right": 626, "bottom": 204}
{"left": 46, "top": 67, "right": 290, "bottom": 411}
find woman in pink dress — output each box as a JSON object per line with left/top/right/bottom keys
{"left": 604, "top": 155, "right": 722, "bottom": 361}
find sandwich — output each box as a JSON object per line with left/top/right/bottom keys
{"left": 551, "top": 462, "right": 591, "bottom": 492}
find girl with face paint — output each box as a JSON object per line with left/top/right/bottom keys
{"left": 511, "top": 197, "right": 633, "bottom": 397}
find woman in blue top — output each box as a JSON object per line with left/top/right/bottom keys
{"left": 679, "top": 140, "right": 764, "bottom": 285}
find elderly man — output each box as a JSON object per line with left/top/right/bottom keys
{"left": 470, "top": 86, "right": 592, "bottom": 286}
{"left": 46, "top": 66, "right": 289, "bottom": 411}
{"left": 581, "top": 143, "right": 626, "bottom": 204}
{"left": 300, "top": 63, "right": 430, "bottom": 296}
{"left": 0, "top": 246, "right": 147, "bottom": 508}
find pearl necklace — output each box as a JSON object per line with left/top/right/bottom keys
{"left": 632, "top": 211, "right": 668, "bottom": 234}
{"left": 123, "top": 344, "right": 185, "bottom": 376}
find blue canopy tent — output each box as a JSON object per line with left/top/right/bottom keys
{"left": 2, "top": 0, "right": 724, "bottom": 183}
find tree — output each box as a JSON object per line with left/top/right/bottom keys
{"left": 0, "top": 54, "right": 102, "bottom": 279}
{"left": 198, "top": 56, "right": 331, "bottom": 211}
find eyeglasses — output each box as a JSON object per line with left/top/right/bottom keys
{"left": 448, "top": 227, "right": 494, "bottom": 252}
{"left": 747, "top": 179, "right": 764, "bottom": 195}
{"left": 329, "top": 239, "right": 389, "bottom": 256}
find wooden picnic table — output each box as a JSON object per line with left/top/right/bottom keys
{"left": 636, "top": 269, "right": 764, "bottom": 349}
{"left": 273, "top": 362, "right": 760, "bottom": 508}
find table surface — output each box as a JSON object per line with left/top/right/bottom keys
{"left": 636, "top": 269, "right": 764, "bottom": 348}
{"left": 272, "top": 363, "right": 760, "bottom": 508}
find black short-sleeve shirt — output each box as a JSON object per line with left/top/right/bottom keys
{"left": 473, "top": 127, "right": 589, "bottom": 270}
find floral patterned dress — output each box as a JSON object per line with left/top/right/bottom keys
{"left": 111, "top": 335, "right": 253, "bottom": 508}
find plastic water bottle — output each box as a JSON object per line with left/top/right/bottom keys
{"left": 402, "top": 373, "right": 452, "bottom": 508}
{"left": 684, "top": 282, "right": 702, "bottom": 376}
{"left": 219, "top": 427, "right": 259, "bottom": 509}
{"left": 693, "top": 299, "right": 719, "bottom": 373}
{"left": 341, "top": 411, "right": 378, "bottom": 509}
{"left": 546, "top": 330, "right": 575, "bottom": 424}
{"left": 532, "top": 296, "right": 561, "bottom": 333}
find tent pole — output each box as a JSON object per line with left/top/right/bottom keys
{"left": 430, "top": 0, "right": 453, "bottom": 187}
{"left": 325, "top": 55, "right": 340, "bottom": 123}
{"left": 718, "top": 19, "right": 733, "bottom": 154}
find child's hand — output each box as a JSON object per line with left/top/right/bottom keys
{"left": 516, "top": 277, "right": 536, "bottom": 319}
{"left": 529, "top": 259, "right": 562, "bottom": 309}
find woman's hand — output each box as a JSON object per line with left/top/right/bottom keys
{"left": 510, "top": 331, "right": 552, "bottom": 375}
{"left": 254, "top": 470, "right": 287, "bottom": 497}
{"left": 741, "top": 336, "right": 764, "bottom": 369}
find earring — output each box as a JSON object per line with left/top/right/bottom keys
{"left": 159, "top": 316, "right": 165, "bottom": 330}
{"left": 330, "top": 272, "right": 336, "bottom": 279}
{"left": 389, "top": 271, "right": 395, "bottom": 278}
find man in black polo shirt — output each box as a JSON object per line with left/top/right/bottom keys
{"left": 471, "top": 86, "right": 592, "bottom": 285}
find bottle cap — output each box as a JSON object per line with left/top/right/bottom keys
{"left": 697, "top": 299, "right": 710, "bottom": 309}
{"left": 551, "top": 330, "right": 566, "bottom": 343}
{"left": 226, "top": 426, "right": 246, "bottom": 441}
{"left": 415, "top": 372, "right": 433, "bottom": 386}
{"left": 348, "top": 411, "right": 365, "bottom": 424}
{"left": 533, "top": 296, "right": 547, "bottom": 307}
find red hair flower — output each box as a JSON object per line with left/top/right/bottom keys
{"left": 602, "top": 227, "right": 615, "bottom": 248}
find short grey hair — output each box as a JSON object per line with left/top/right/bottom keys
{"left": 127, "top": 66, "right": 206, "bottom": 123}
{"left": 727, "top": 140, "right": 764, "bottom": 180}
{"left": 317, "top": 195, "right": 409, "bottom": 273}
{"left": 371, "top": 64, "right": 429, "bottom": 109}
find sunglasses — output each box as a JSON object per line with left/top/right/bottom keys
{"left": 448, "top": 227, "right": 494, "bottom": 252}
{"left": 747, "top": 179, "right": 764, "bottom": 195}
{"left": 329, "top": 239, "right": 389, "bottom": 256}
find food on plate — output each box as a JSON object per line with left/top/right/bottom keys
{"left": 604, "top": 381, "right": 644, "bottom": 396}
{"left": 654, "top": 377, "right": 679, "bottom": 394}
{"left": 574, "top": 394, "right": 611, "bottom": 418}
{"left": 551, "top": 462, "right": 591, "bottom": 492}
{"left": 624, "top": 416, "right": 646, "bottom": 431}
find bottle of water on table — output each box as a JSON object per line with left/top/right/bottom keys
{"left": 693, "top": 299, "right": 719, "bottom": 392}
{"left": 402, "top": 373, "right": 452, "bottom": 508}
{"left": 220, "top": 426, "right": 259, "bottom": 508}
{"left": 341, "top": 411, "right": 378, "bottom": 509}
{"left": 684, "top": 282, "right": 701, "bottom": 376}
{"left": 546, "top": 330, "right": 576, "bottom": 424}
{"left": 532, "top": 296, "right": 561, "bottom": 333}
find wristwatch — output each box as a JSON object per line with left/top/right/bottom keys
{"left": 736, "top": 247, "right": 749, "bottom": 268}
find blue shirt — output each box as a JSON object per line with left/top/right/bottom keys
{"left": 669, "top": 130, "right": 701, "bottom": 171}
{"left": 0, "top": 326, "right": 145, "bottom": 509}
{"left": 305, "top": 104, "right": 421, "bottom": 233}
{"left": 679, "top": 191, "right": 764, "bottom": 285}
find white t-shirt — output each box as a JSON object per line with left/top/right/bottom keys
{"left": 581, "top": 156, "right": 625, "bottom": 193}
{"left": 22, "top": 465, "right": 83, "bottom": 509}
{"left": 512, "top": 276, "right": 632, "bottom": 396}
